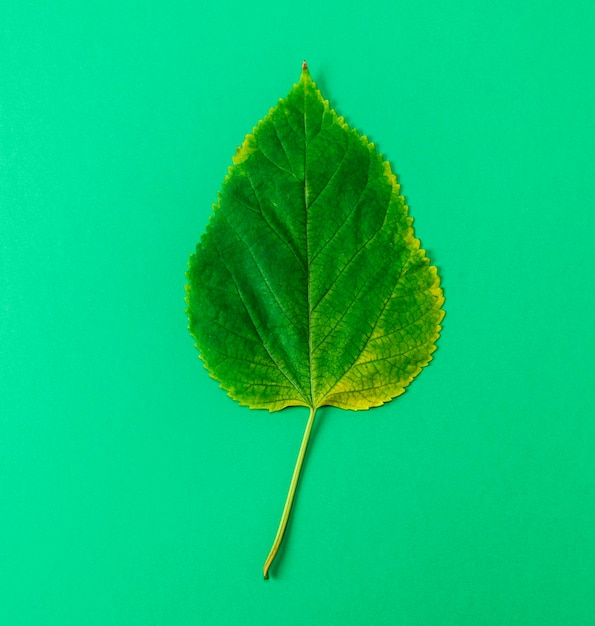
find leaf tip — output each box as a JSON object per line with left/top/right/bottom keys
{"left": 302, "top": 59, "right": 308, "bottom": 72}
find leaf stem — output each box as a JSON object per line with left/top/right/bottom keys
{"left": 263, "top": 406, "right": 317, "bottom": 579}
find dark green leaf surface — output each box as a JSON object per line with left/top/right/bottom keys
{"left": 187, "top": 66, "right": 444, "bottom": 413}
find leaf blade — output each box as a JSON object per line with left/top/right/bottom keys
{"left": 187, "top": 66, "right": 444, "bottom": 412}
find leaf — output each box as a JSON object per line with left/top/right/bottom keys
{"left": 186, "top": 62, "right": 444, "bottom": 578}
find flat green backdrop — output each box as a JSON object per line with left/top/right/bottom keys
{"left": 2, "top": 1, "right": 594, "bottom": 624}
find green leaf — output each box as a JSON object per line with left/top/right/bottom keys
{"left": 186, "top": 62, "right": 444, "bottom": 578}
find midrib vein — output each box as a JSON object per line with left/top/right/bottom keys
{"left": 304, "top": 88, "right": 315, "bottom": 409}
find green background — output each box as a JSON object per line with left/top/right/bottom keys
{"left": 1, "top": 1, "right": 594, "bottom": 624}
